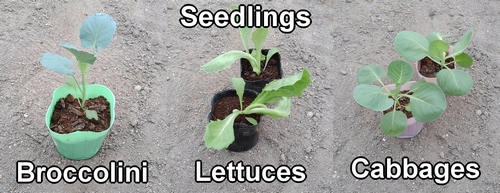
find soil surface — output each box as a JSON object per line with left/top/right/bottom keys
{"left": 1, "top": 0, "right": 500, "bottom": 192}
{"left": 383, "top": 90, "right": 413, "bottom": 119}
{"left": 419, "top": 56, "right": 455, "bottom": 78}
{"left": 241, "top": 58, "right": 281, "bottom": 81}
{"left": 51, "top": 94, "right": 111, "bottom": 134}
{"left": 211, "top": 95, "right": 260, "bottom": 125}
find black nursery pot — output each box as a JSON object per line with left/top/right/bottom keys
{"left": 208, "top": 89, "right": 261, "bottom": 152}
{"left": 240, "top": 49, "right": 283, "bottom": 93}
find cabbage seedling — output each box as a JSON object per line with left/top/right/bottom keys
{"left": 353, "top": 60, "right": 447, "bottom": 136}
{"left": 204, "top": 70, "right": 311, "bottom": 150}
{"left": 394, "top": 29, "right": 474, "bottom": 96}
{"left": 40, "top": 13, "right": 116, "bottom": 120}
{"left": 201, "top": 6, "right": 279, "bottom": 75}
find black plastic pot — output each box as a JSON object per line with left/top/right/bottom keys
{"left": 208, "top": 89, "right": 261, "bottom": 152}
{"left": 240, "top": 49, "right": 283, "bottom": 93}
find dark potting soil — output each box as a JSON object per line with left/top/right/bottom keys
{"left": 241, "top": 58, "right": 280, "bottom": 81}
{"left": 211, "top": 96, "right": 261, "bottom": 125}
{"left": 50, "top": 94, "right": 111, "bottom": 134}
{"left": 419, "top": 56, "right": 455, "bottom": 78}
{"left": 383, "top": 90, "right": 414, "bottom": 119}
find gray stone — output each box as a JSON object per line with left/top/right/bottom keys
{"left": 134, "top": 85, "right": 142, "bottom": 91}
{"left": 307, "top": 111, "right": 314, "bottom": 118}
{"left": 340, "top": 70, "right": 347, "bottom": 75}
{"left": 387, "top": 25, "right": 395, "bottom": 32}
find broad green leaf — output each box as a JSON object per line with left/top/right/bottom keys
{"left": 407, "top": 79, "right": 447, "bottom": 122}
{"left": 244, "top": 97, "right": 291, "bottom": 118}
{"left": 232, "top": 77, "right": 245, "bottom": 110}
{"left": 40, "top": 53, "right": 75, "bottom": 75}
{"left": 77, "top": 60, "right": 88, "bottom": 75}
{"left": 394, "top": 31, "right": 429, "bottom": 61}
{"left": 201, "top": 51, "right": 259, "bottom": 74}
{"left": 85, "top": 110, "right": 98, "bottom": 120}
{"left": 60, "top": 43, "right": 97, "bottom": 64}
{"left": 428, "top": 40, "right": 449, "bottom": 62}
{"left": 455, "top": 52, "right": 473, "bottom": 68}
{"left": 80, "top": 13, "right": 116, "bottom": 52}
{"left": 253, "top": 69, "right": 311, "bottom": 105}
{"left": 240, "top": 27, "right": 252, "bottom": 53}
{"left": 264, "top": 48, "right": 280, "bottom": 70}
{"left": 204, "top": 112, "right": 239, "bottom": 150}
{"left": 64, "top": 77, "right": 78, "bottom": 89}
{"left": 450, "top": 28, "right": 473, "bottom": 57}
{"left": 426, "top": 32, "right": 451, "bottom": 43}
{"left": 436, "top": 69, "right": 473, "bottom": 96}
{"left": 387, "top": 60, "right": 412, "bottom": 87}
{"left": 353, "top": 84, "right": 393, "bottom": 111}
{"left": 380, "top": 111, "right": 408, "bottom": 137}
{"left": 356, "top": 65, "right": 386, "bottom": 85}
{"left": 245, "top": 117, "right": 258, "bottom": 125}
{"left": 251, "top": 28, "right": 268, "bottom": 57}
{"left": 230, "top": 5, "right": 252, "bottom": 53}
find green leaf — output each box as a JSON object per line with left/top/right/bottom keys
{"left": 240, "top": 27, "right": 252, "bottom": 53}
{"left": 394, "top": 31, "right": 429, "bottom": 61}
{"left": 230, "top": 5, "right": 252, "bottom": 53}
{"left": 64, "top": 77, "right": 78, "bottom": 89}
{"left": 436, "top": 69, "right": 473, "bottom": 96}
{"left": 244, "top": 97, "right": 291, "bottom": 118}
{"left": 428, "top": 40, "right": 449, "bottom": 62}
{"left": 407, "top": 79, "right": 447, "bottom": 122}
{"left": 40, "top": 53, "right": 75, "bottom": 75}
{"left": 253, "top": 70, "right": 311, "bottom": 105}
{"left": 245, "top": 117, "right": 258, "bottom": 125}
{"left": 387, "top": 60, "right": 413, "bottom": 87}
{"left": 264, "top": 48, "right": 280, "bottom": 70}
{"left": 455, "top": 52, "right": 473, "bottom": 68}
{"left": 201, "top": 51, "right": 259, "bottom": 74}
{"left": 85, "top": 110, "right": 98, "bottom": 120}
{"left": 426, "top": 32, "right": 451, "bottom": 43}
{"left": 80, "top": 13, "right": 116, "bottom": 52}
{"left": 380, "top": 111, "right": 408, "bottom": 137}
{"left": 204, "top": 112, "right": 239, "bottom": 150}
{"left": 356, "top": 65, "right": 387, "bottom": 85}
{"left": 450, "top": 28, "right": 473, "bottom": 57}
{"left": 353, "top": 84, "right": 394, "bottom": 111}
{"left": 60, "top": 43, "right": 97, "bottom": 64}
{"left": 232, "top": 77, "right": 245, "bottom": 110}
{"left": 251, "top": 28, "right": 268, "bottom": 59}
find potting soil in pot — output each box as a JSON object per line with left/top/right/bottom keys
{"left": 50, "top": 94, "right": 111, "bottom": 134}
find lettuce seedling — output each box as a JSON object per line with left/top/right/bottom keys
{"left": 353, "top": 60, "right": 447, "bottom": 136}
{"left": 394, "top": 29, "right": 474, "bottom": 96}
{"left": 40, "top": 13, "right": 116, "bottom": 120}
{"left": 204, "top": 69, "right": 311, "bottom": 150}
{"left": 200, "top": 6, "right": 279, "bottom": 75}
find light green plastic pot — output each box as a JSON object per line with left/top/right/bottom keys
{"left": 45, "top": 84, "right": 115, "bottom": 160}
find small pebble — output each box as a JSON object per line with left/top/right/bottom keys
{"left": 210, "top": 30, "right": 218, "bottom": 37}
{"left": 35, "top": 2, "right": 43, "bottom": 10}
{"left": 134, "top": 85, "right": 142, "bottom": 91}
{"left": 280, "top": 154, "right": 286, "bottom": 162}
{"left": 475, "top": 110, "right": 482, "bottom": 116}
{"left": 472, "top": 144, "right": 480, "bottom": 151}
{"left": 340, "top": 70, "right": 347, "bottom": 75}
{"left": 307, "top": 111, "right": 314, "bottom": 118}
{"left": 387, "top": 25, "right": 395, "bottom": 32}
{"left": 440, "top": 152, "right": 445, "bottom": 159}
{"left": 130, "top": 119, "right": 138, "bottom": 127}
{"left": 166, "top": 77, "right": 170, "bottom": 81}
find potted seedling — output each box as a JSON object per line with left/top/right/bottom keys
{"left": 394, "top": 29, "right": 474, "bottom": 96}
{"left": 204, "top": 69, "right": 311, "bottom": 151}
{"left": 201, "top": 7, "right": 282, "bottom": 92}
{"left": 40, "top": 13, "right": 116, "bottom": 160}
{"left": 353, "top": 60, "right": 447, "bottom": 137}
